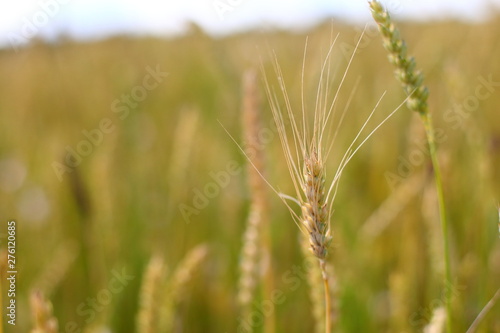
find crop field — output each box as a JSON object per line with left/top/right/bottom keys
{"left": 0, "top": 4, "right": 499, "bottom": 333}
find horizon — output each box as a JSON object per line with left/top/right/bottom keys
{"left": 2, "top": 0, "right": 500, "bottom": 51}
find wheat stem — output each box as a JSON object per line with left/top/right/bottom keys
{"left": 422, "top": 112, "right": 453, "bottom": 332}
{"left": 320, "top": 259, "right": 331, "bottom": 333}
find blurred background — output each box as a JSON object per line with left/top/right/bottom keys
{"left": 1, "top": 0, "right": 500, "bottom": 332}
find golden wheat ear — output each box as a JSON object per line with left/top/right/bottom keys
{"left": 30, "top": 290, "right": 58, "bottom": 333}
{"left": 161, "top": 244, "right": 208, "bottom": 332}
{"left": 423, "top": 307, "right": 446, "bottom": 333}
{"left": 32, "top": 241, "right": 80, "bottom": 296}
{"left": 262, "top": 22, "right": 411, "bottom": 332}
{"left": 238, "top": 69, "right": 275, "bottom": 332}
{"left": 136, "top": 255, "right": 167, "bottom": 333}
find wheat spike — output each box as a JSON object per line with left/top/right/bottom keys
{"left": 238, "top": 206, "right": 261, "bottom": 307}
{"left": 30, "top": 290, "right": 58, "bottom": 333}
{"left": 424, "top": 307, "right": 446, "bottom": 333}
{"left": 302, "top": 148, "right": 332, "bottom": 260}
{"left": 238, "top": 69, "right": 264, "bottom": 310}
{"left": 137, "top": 255, "right": 167, "bottom": 333}
{"left": 161, "top": 244, "right": 208, "bottom": 332}
{"left": 32, "top": 241, "right": 79, "bottom": 296}
{"left": 369, "top": 0, "right": 429, "bottom": 115}
{"left": 238, "top": 68, "right": 275, "bottom": 333}
{"left": 260, "top": 25, "right": 406, "bottom": 332}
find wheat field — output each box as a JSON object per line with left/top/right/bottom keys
{"left": 0, "top": 9, "right": 499, "bottom": 333}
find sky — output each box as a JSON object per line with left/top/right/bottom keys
{"left": 1, "top": 0, "right": 500, "bottom": 49}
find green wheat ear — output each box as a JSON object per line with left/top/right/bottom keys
{"left": 369, "top": 1, "right": 452, "bottom": 332}
{"left": 369, "top": 1, "right": 429, "bottom": 115}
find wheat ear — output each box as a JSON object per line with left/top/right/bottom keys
{"left": 30, "top": 290, "right": 58, "bottom": 333}
{"left": 302, "top": 146, "right": 333, "bottom": 332}
{"left": 33, "top": 241, "right": 79, "bottom": 296}
{"left": 424, "top": 306, "right": 446, "bottom": 333}
{"left": 368, "top": 1, "right": 429, "bottom": 114}
{"left": 161, "top": 244, "right": 208, "bottom": 331}
{"left": 369, "top": 2, "right": 452, "bottom": 331}
{"left": 261, "top": 26, "right": 407, "bottom": 331}
{"left": 238, "top": 69, "right": 263, "bottom": 311}
{"left": 238, "top": 69, "right": 275, "bottom": 332}
{"left": 137, "top": 255, "right": 167, "bottom": 333}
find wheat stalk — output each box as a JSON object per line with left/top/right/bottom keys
{"left": 369, "top": 1, "right": 452, "bottom": 331}
{"left": 301, "top": 236, "right": 338, "bottom": 333}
